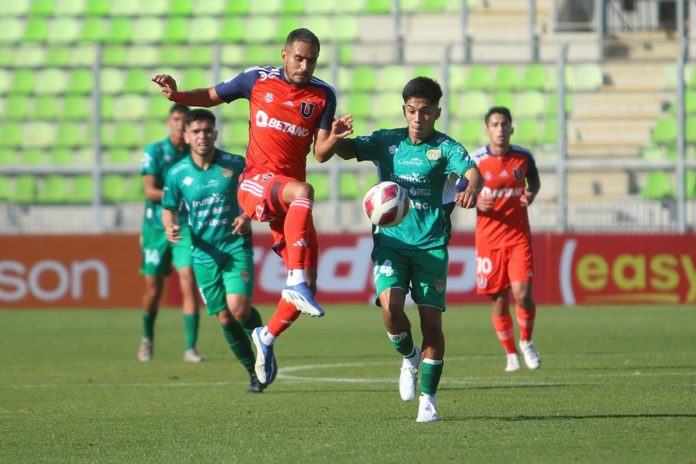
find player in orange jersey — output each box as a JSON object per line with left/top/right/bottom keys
{"left": 152, "top": 28, "right": 353, "bottom": 387}
{"left": 466, "top": 106, "right": 541, "bottom": 372}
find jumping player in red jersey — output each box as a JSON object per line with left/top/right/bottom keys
{"left": 151, "top": 28, "right": 353, "bottom": 387}
{"left": 465, "top": 106, "right": 542, "bottom": 372}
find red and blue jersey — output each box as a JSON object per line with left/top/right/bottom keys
{"left": 215, "top": 66, "right": 337, "bottom": 181}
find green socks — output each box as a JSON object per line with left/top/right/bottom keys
{"left": 388, "top": 331, "right": 415, "bottom": 357}
{"left": 142, "top": 311, "right": 156, "bottom": 341}
{"left": 241, "top": 306, "right": 263, "bottom": 338}
{"left": 183, "top": 313, "right": 200, "bottom": 350}
{"left": 221, "top": 319, "right": 255, "bottom": 371}
{"left": 420, "top": 359, "right": 444, "bottom": 396}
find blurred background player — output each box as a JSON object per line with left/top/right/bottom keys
{"left": 468, "top": 106, "right": 541, "bottom": 372}
{"left": 332, "top": 77, "right": 483, "bottom": 422}
{"left": 138, "top": 103, "right": 202, "bottom": 363}
{"left": 162, "top": 109, "right": 268, "bottom": 393}
{"left": 151, "top": 28, "right": 353, "bottom": 387}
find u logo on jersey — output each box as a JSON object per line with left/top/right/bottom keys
{"left": 513, "top": 167, "right": 524, "bottom": 180}
{"left": 300, "top": 101, "right": 316, "bottom": 119}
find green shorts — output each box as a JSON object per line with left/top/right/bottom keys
{"left": 372, "top": 246, "right": 448, "bottom": 310}
{"left": 192, "top": 247, "right": 254, "bottom": 316}
{"left": 140, "top": 222, "right": 192, "bottom": 276}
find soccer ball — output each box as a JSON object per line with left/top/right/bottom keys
{"left": 363, "top": 181, "right": 410, "bottom": 227}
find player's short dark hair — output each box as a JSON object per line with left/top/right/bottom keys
{"left": 169, "top": 103, "right": 190, "bottom": 115}
{"left": 285, "top": 28, "right": 320, "bottom": 53}
{"left": 485, "top": 106, "right": 513, "bottom": 125}
{"left": 402, "top": 76, "right": 442, "bottom": 105}
{"left": 184, "top": 108, "right": 216, "bottom": 128}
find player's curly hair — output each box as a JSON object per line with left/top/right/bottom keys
{"left": 402, "top": 76, "right": 442, "bottom": 105}
{"left": 286, "top": 28, "right": 320, "bottom": 52}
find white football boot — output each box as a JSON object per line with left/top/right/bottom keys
{"left": 519, "top": 340, "right": 541, "bottom": 369}
{"left": 183, "top": 348, "right": 204, "bottom": 363}
{"left": 505, "top": 353, "right": 521, "bottom": 372}
{"left": 399, "top": 347, "right": 421, "bottom": 401}
{"left": 137, "top": 338, "right": 153, "bottom": 362}
{"left": 416, "top": 394, "right": 439, "bottom": 423}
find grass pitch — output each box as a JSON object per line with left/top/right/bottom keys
{"left": 1, "top": 305, "right": 695, "bottom": 463}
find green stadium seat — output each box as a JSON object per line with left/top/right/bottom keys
{"left": 182, "top": 68, "right": 209, "bottom": 89}
{"left": 163, "top": 17, "right": 188, "bottom": 44}
{"left": 220, "top": 18, "right": 246, "bottom": 44}
{"left": 187, "top": 46, "right": 215, "bottom": 67}
{"left": 4, "top": 0, "right": 31, "bottom": 16}
{"left": 113, "top": 122, "right": 141, "bottom": 148}
{"left": 364, "top": 0, "right": 391, "bottom": 13}
{"left": 641, "top": 171, "right": 673, "bottom": 199}
{"left": 276, "top": 16, "right": 303, "bottom": 43}
{"left": 107, "top": 18, "right": 134, "bottom": 45}
{"left": 35, "top": 68, "right": 69, "bottom": 95}
{"left": 79, "top": 17, "right": 107, "bottom": 43}
{"left": 281, "top": 0, "right": 305, "bottom": 14}
{"left": 47, "top": 17, "right": 80, "bottom": 44}
{"left": 127, "top": 176, "right": 145, "bottom": 202}
{"left": 493, "top": 65, "right": 519, "bottom": 92}
{"left": 13, "top": 46, "right": 46, "bottom": 68}
{"left": 12, "top": 176, "right": 37, "bottom": 204}
{"left": 539, "top": 119, "right": 558, "bottom": 145}
{"left": 345, "top": 93, "right": 373, "bottom": 119}
{"left": 464, "top": 65, "right": 493, "bottom": 91}
{"left": 85, "top": 0, "right": 108, "bottom": 16}
{"left": 305, "top": 0, "right": 335, "bottom": 13}
{"left": 448, "top": 66, "right": 468, "bottom": 91}
{"left": 125, "top": 46, "right": 160, "bottom": 67}
{"left": 338, "top": 171, "right": 362, "bottom": 200}
{"left": 114, "top": 95, "right": 147, "bottom": 121}
{"left": 350, "top": 118, "right": 370, "bottom": 136}
{"left": 34, "top": 95, "right": 60, "bottom": 119}
{"left": 372, "top": 93, "right": 405, "bottom": 118}
{"left": 38, "top": 175, "right": 69, "bottom": 204}
{"left": 71, "top": 175, "right": 94, "bottom": 203}
{"left": 568, "top": 63, "right": 603, "bottom": 91}
{"left": 141, "top": 0, "right": 169, "bottom": 15}
{"left": 11, "top": 69, "right": 37, "bottom": 95}
{"left": 197, "top": 0, "right": 227, "bottom": 15}
{"left": 244, "top": 17, "right": 276, "bottom": 44}
{"left": 101, "top": 68, "right": 125, "bottom": 94}
{"left": 0, "top": 18, "right": 24, "bottom": 45}
{"left": 24, "top": 149, "right": 46, "bottom": 165}
{"left": 515, "top": 91, "right": 546, "bottom": 117}
{"left": 249, "top": 0, "right": 281, "bottom": 14}
{"left": 492, "top": 92, "right": 515, "bottom": 109}
{"left": 50, "top": 148, "right": 75, "bottom": 165}
{"left": 422, "top": 0, "right": 451, "bottom": 11}
{"left": 544, "top": 93, "right": 572, "bottom": 116}
{"left": 0, "top": 123, "right": 22, "bottom": 147}
{"left": 651, "top": 117, "right": 677, "bottom": 145}
{"left": 351, "top": 66, "right": 377, "bottom": 92}
{"left": 303, "top": 16, "right": 332, "bottom": 42}
{"left": 412, "top": 65, "right": 438, "bottom": 80}
{"left": 170, "top": 0, "right": 194, "bottom": 15}
{"left": 0, "top": 70, "right": 10, "bottom": 95}
{"left": 5, "top": 96, "right": 31, "bottom": 120}
{"left": 520, "top": 64, "right": 548, "bottom": 91}
{"left": 109, "top": 0, "right": 140, "bottom": 16}
{"left": 687, "top": 119, "right": 696, "bottom": 144}
{"left": 30, "top": 0, "right": 55, "bottom": 16}
{"left": 105, "top": 149, "right": 134, "bottom": 165}
{"left": 0, "top": 49, "right": 13, "bottom": 67}
{"left": 332, "top": 16, "right": 360, "bottom": 42}
{"left": 306, "top": 172, "right": 330, "bottom": 201}
{"left": 450, "top": 91, "right": 489, "bottom": 119}
{"left": 102, "top": 174, "right": 129, "bottom": 203}
{"left": 242, "top": 45, "right": 277, "bottom": 66}
{"left": 668, "top": 90, "right": 696, "bottom": 115}
{"left": 123, "top": 69, "right": 151, "bottom": 94}
{"left": 0, "top": 150, "right": 18, "bottom": 166}
{"left": 640, "top": 145, "right": 665, "bottom": 161}
{"left": 143, "top": 122, "right": 164, "bottom": 141}
{"left": 375, "top": 116, "right": 404, "bottom": 130}
{"left": 23, "top": 122, "right": 56, "bottom": 148}
{"left": 452, "top": 119, "right": 484, "bottom": 147}
{"left": 224, "top": 0, "right": 251, "bottom": 15}
{"left": 189, "top": 17, "right": 221, "bottom": 44}
{"left": 224, "top": 122, "right": 250, "bottom": 147}
{"left": 55, "top": 0, "right": 87, "bottom": 16}
{"left": 513, "top": 119, "right": 541, "bottom": 146}
{"left": 338, "top": 44, "right": 356, "bottom": 64}
{"left": 101, "top": 95, "right": 115, "bottom": 120}
{"left": 376, "top": 65, "right": 409, "bottom": 92}
{"left": 133, "top": 17, "right": 164, "bottom": 44}
{"left": 55, "top": 122, "right": 85, "bottom": 148}
{"left": 67, "top": 69, "right": 92, "bottom": 95}
{"left": 45, "top": 47, "right": 71, "bottom": 66}
{"left": 147, "top": 95, "right": 174, "bottom": 120}
{"left": 24, "top": 18, "right": 49, "bottom": 43}
{"left": 0, "top": 176, "right": 10, "bottom": 201}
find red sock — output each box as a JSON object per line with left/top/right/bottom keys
{"left": 516, "top": 304, "right": 536, "bottom": 342}
{"left": 267, "top": 299, "right": 300, "bottom": 337}
{"left": 491, "top": 314, "right": 517, "bottom": 354}
{"left": 284, "top": 199, "right": 313, "bottom": 269}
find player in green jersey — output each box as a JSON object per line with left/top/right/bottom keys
{"left": 162, "top": 108, "right": 271, "bottom": 393}
{"left": 138, "top": 103, "right": 203, "bottom": 364}
{"left": 332, "top": 77, "right": 483, "bottom": 422}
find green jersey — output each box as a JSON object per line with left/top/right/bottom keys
{"left": 354, "top": 128, "right": 475, "bottom": 250}
{"left": 162, "top": 149, "right": 251, "bottom": 264}
{"left": 140, "top": 136, "right": 191, "bottom": 230}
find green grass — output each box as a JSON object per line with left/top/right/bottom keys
{"left": 1, "top": 305, "right": 695, "bottom": 463}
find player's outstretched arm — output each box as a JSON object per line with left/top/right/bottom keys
{"left": 151, "top": 74, "right": 223, "bottom": 108}
{"left": 313, "top": 115, "right": 354, "bottom": 163}
{"left": 162, "top": 209, "right": 181, "bottom": 243}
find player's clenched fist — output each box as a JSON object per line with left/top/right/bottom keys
{"left": 165, "top": 224, "right": 181, "bottom": 243}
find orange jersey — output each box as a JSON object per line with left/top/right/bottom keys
{"left": 470, "top": 144, "right": 539, "bottom": 249}
{"left": 215, "top": 66, "right": 337, "bottom": 181}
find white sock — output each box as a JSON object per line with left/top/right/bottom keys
{"left": 286, "top": 269, "right": 305, "bottom": 286}
{"left": 260, "top": 327, "right": 276, "bottom": 345}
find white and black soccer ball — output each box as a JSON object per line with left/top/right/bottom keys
{"left": 363, "top": 181, "right": 410, "bottom": 227}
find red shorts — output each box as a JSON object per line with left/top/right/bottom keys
{"left": 238, "top": 172, "right": 318, "bottom": 268}
{"left": 475, "top": 240, "right": 533, "bottom": 295}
